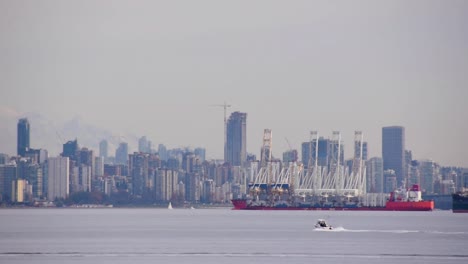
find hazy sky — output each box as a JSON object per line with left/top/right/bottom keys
{"left": 1, "top": 0, "right": 467, "bottom": 166}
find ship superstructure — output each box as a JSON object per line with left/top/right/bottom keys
{"left": 453, "top": 191, "right": 468, "bottom": 213}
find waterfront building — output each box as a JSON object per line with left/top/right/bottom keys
{"left": 17, "top": 118, "right": 30, "bottom": 156}
{"left": 185, "top": 172, "right": 200, "bottom": 202}
{"left": 47, "top": 157, "right": 69, "bottom": 201}
{"left": 155, "top": 168, "right": 178, "bottom": 201}
{"left": 418, "top": 159, "right": 440, "bottom": 194}
{"left": 366, "top": 157, "right": 384, "bottom": 193}
{"left": 71, "top": 165, "right": 92, "bottom": 193}
{"left": 11, "top": 179, "right": 28, "bottom": 203}
{"left": 202, "top": 179, "right": 215, "bottom": 203}
{"left": 129, "top": 152, "right": 149, "bottom": 196}
{"left": 0, "top": 164, "right": 17, "bottom": 201}
{"left": 407, "top": 160, "right": 420, "bottom": 187}
{"left": 18, "top": 161, "right": 43, "bottom": 198}
{"left": 383, "top": 169, "right": 397, "bottom": 193}
{"left": 225, "top": 112, "right": 247, "bottom": 166}
{"left": 382, "top": 126, "right": 406, "bottom": 186}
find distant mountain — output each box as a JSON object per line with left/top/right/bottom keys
{"left": 0, "top": 107, "right": 138, "bottom": 156}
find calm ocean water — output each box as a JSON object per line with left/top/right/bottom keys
{"left": 0, "top": 208, "right": 467, "bottom": 264}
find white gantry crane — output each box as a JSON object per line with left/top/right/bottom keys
{"left": 295, "top": 131, "right": 367, "bottom": 198}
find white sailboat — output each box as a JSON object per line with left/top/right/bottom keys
{"left": 168, "top": 202, "right": 173, "bottom": 210}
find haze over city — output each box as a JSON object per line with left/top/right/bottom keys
{"left": 1, "top": 0, "right": 467, "bottom": 166}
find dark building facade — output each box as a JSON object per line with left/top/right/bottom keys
{"left": 62, "top": 139, "right": 78, "bottom": 161}
{"left": 17, "top": 118, "right": 30, "bottom": 156}
{"left": 129, "top": 152, "right": 149, "bottom": 196}
{"left": 382, "top": 126, "right": 405, "bottom": 187}
{"left": 225, "top": 112, "right": 247, "bottom": 166}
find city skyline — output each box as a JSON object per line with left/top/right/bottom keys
{"left": 0, "top": 112, "right": 466, "bottom": 167}
{"left": 1, "top": 1, "right": 467, "bottom": 166}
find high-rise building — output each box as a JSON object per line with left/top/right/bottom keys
{"left": 0, "top": 164, "right": 17, "bottom": 201}
{"left": 282, "top": 149, "right": 298, "bottom": 163}
{"left": 366, "top": 157, "right": 384, "bottom": 193}
{"left": 71, "top": 165, "right": 91, "bottom": 193}
{"left": 18, "top": 161, "right": 43, "bottom": 198}
{"left": 138, "top": 136, "right": 151, "bottom": 153}
{"left": 355, "top": 141, "right": 368, "bottom": 161}
{"left": 0, "top": 153, "right": 10, "bottom": 165}
{"left": 155, "top": 168, "right": 178, "bottom": 201}
{"left": 185, "top": 172, "right": 200, "bottom": 202}
{"left": 382, "top": 126, "right": 405, "bottom": 187}
{"left": 25, "top": 148, "right": 48, "bottom": 164}
{"left": 419, "top": 159, "right": 439, "bottom": 194}
{"left": 99, "top": 140, "right": 108, "bottom": 158}
{"left": 194, "top": 148, "right": 206, "bottom": 162}
{"left": 62, "top": 139, "right": 78, "bottom": 161}
{"left": 129, "top": 152, "right": 149, "bottom": 196}
{"left": 47, "top": 157, "right": 69, "bottom": 200}
{"left": 115, "top": 142, "right": 129, "bottom": 165}
{"left": 94, "top": 157, "right": 104, "bottom": 177}
{"left": 383, "top": 169, "right": 397, "bottom": 193}
{"left": 17, "top": 118, "right": 30, "bottom": 156}
{"left": 11, "top": 179, "right": 28, "bottom": 203}
{"left": 202, "top": 179, "right": 215, "bottom": 203}
{"left": 408, "top": 160, "right": 420, "bottom": 187}
{"left": 225, "top": 112, "right": 247, "bottom": 166}
{"left": 158, "top": 144, "right": 168, "bottom": 161}
{"left": 77, "top": 148, "right": 93, "bottom": 167}
{"left": 301, "top": 136, "right": 343, "bottom": 171}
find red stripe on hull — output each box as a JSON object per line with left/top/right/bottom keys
{"left": 231, "top": 199, "right": 434, "bottom": 211}
{"left": 385, "top": 201, "right": 434, "bottom": 211}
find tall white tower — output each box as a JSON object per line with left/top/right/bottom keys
{"left": 48, "top": 156, "right": 69, "bottom": 201}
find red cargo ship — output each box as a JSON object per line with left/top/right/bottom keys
{"left": 232, "top": 184, "right": 434, "bottom": 211}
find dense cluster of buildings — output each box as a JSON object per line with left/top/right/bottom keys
{"left": 0, "top": 114, "right": 467, "bottom": 206}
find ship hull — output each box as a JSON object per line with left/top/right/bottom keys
{"left": 385, "top": 201, "right": 434, "bottom": 211}
{"left": 453, "top": 210, "right": 468, "bottom": 213}
{"left": 452, "top": 192, "right": 468, "bottom": 213}
{"left": 231, "top": 199, "right": 434, "bottom": 211}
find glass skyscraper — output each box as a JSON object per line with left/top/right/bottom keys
{"left": 225, "top": 112, "right": 247, "bottom": 166}
{"left": 17, "top": 118, "right": 30, "bottom": 156}
{"left": 382, "top": 126, "right": 405, "bottom": 187}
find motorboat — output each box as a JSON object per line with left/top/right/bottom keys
{"left": 314, "top": 219, "right": 333, "bottom": 230}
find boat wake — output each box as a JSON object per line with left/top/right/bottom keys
{"left": 316, "top": 228, "right": 468, "bottom": 234}
{"left": 313, "top": 226, "right": 345, "bottom": 232}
